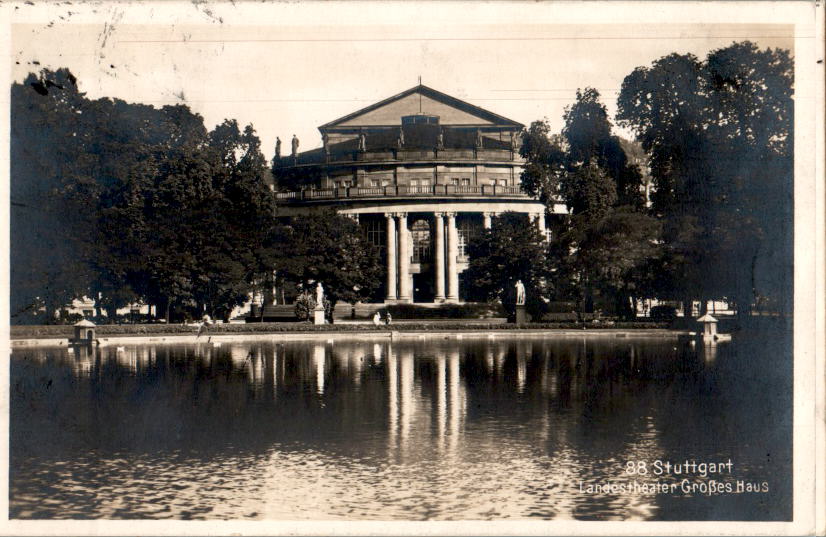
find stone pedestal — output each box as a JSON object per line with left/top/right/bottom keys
{"left": 313, "top": 306, "right": 326, "bottom": 325}
{"left": 515, "top": 305, "right": 527, "bottom": 324}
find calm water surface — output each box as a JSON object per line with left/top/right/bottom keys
{"left": 10, "top": 333, "right": 791, "bottom": 520}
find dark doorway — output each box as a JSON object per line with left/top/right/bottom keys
{"left": 413, "top": 270, "right": 435, "bottom": 302}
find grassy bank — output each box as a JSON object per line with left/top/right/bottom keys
{"left": 11, "top": 321, "right": 671, "bottom": 339}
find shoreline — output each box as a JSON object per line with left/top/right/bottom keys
{"left": 10, "top": 328, "right": 694, "bottom": 348}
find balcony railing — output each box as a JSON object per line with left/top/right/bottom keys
{"left": 275, "top": 184, "right": 528, "bottom": 202}
{"left": 281, "top": 147, "right": 522, "bottom": 168}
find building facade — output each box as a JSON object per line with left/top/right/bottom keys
{"left": 274, "top": 85, "right": 565, "bottom": 304}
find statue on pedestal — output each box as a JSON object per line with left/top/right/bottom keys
{"left": 322, "top": 132, "right": 330, "bottom": 155}
{"left": 358, "top": 130, "right": 367, "bottom": 152}
{"left": 476, "top": 128, "right": 483, "bottom": 149}
{"left": 397, "top": 127, "right": 404, "bottom": 149}
{"left": 275, "top": 137, "right": 281, "bottom": 159}
{"left": 437, "top": 129, "right": 444, "bottom": 150}
{"left": 515, "top": 280, "right": 526, "bottom": 305}
{"left": 315, "top": 282, "right": 325, "bottom": 308}
{"left": 291, "top": 134, "right": 299, "bottom": 157}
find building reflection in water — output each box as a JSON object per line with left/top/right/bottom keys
{"left": 387, "top": 342, "right": 398, "bottom": 452}
{"left": 447, "top": 348, "right": 464, "bottom": 457}
{"left": 313, "top": 343, "right": 326, "bottom": 396}
{"left": 11, "top": 334, "right": 791, "bottom": 521}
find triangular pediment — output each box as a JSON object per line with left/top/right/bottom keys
{"left": 320, "top": 85, "right": 523, "bottom": 130}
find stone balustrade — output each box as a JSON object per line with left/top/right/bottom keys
{"left": 275, "top": 184, "right": 527, "bottom": 202}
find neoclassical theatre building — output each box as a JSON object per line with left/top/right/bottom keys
{"left": 274, "top": 85, "right": 565, "bottom": 304}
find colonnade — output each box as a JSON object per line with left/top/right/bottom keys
{"left": 383, "top": 210, "right": 547, "bottom": 303}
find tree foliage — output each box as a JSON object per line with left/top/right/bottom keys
{"left": 463, "top": 212, "right": 551, "bottom": 318}
{"left": 11, "top": 68, "right": 274, "bottom": 323}
{"left": 617, "top": 41, "right": 793, "bottom": 311}
{"left": 518, "top": 87, "right": 659, "bottom": 317}
{"left": 269, "top": 211, "right": 382, "bottom": 320}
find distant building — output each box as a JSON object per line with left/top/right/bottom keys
{"left": 273, "top": 85, "right": 566, "bottom": 304}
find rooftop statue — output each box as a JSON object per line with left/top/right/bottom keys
{"left": 275, "top": 137, "right": 282, "bottom": 159}
{"left": 291, "top": 134, "right": 299, "bottom": 156}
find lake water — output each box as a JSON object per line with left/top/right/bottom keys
{"left": 10, "top": 332, "right": 791, "bottom": 520}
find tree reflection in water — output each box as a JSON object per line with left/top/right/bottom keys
{"left": 10, "top": 331, "right": 791, "bottom": 521}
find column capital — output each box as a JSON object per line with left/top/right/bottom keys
{"left": 444, "top": 211, "right": 457, "bottom": 218}
{"left": 433, "top": 211, "right": 445, "bottom": 218}
{"left": 394, "top": 211, "right": 408, "bottom": 218}
{"left": 483, "top": 211, "right": 498, "bottom": 218}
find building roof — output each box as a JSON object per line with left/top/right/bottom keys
{"left": 320, "top": 85, "right": 524, "bottom": 130}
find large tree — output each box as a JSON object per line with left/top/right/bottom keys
{"left": 520, "top": 88, "right": 659, "bottom": 317}
{"left": 12, "top": 68, "right": 276, "bottom": 323}
{"left": 11, "top": 69, "right": 86, "bottom": 322}
{"left": 617, "top": 41, "right": 793, "bottom": 313}
{"left": 463, "top": 212, "right": 551, "bottom": 319}
{"left": 270, "top": 211, "right": 382, "bottom": 321}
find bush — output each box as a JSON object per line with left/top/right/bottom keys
{"left": 294, "top": 291, "right": 332, "bottom": 322}
{"left": 650, "top": 305, "right": 678, "bottom": 321}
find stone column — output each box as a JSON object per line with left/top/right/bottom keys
{"left": 434, "top": 212, "right": 446, "bottom": 302}
{"left": 385, "top": 213, "right": 397, "bottom": 300}
{"left": 483, "top": 212, "right": 494, "bottom": 229}
{"left": 446, "top": 212, "right": 459, "bottom": 302}
{"left": 397, "top": 213, "right": 411, "bottom": 302}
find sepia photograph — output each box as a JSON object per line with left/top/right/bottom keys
{"left": 1, "top": 1, "right": 822, "bottom": 534}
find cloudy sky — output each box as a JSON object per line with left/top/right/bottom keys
{"left": 8, "top": 2, "right": 801, "bottom": 160}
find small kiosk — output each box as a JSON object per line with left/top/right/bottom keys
{"left": 697, "top": 313, "right": 731, "bottom": 343}
{"left": 70, "top": 319, "right": 97, "bottom": 345}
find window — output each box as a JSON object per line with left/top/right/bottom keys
{"left": 410, "top": 179, "right": 419, "bottom": 187}
{"left": 371, "top": 179, "right": 380, "bottom": 187}
{"left": 450, "top": 178, "right": 460, "bottom": 186}
{"left": 362, "top": 218, "right": 386, "bottom": 249}
{"left": 461, "top": 178, "right": 470, "bottom": 186}
{"left": 411, "top": 219, "right": 432, "bottom": 263}
{"left": 457, "top": 217, "right": 481, "bottom": 258}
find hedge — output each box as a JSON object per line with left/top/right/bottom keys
{"left": 11, "top": 321, "right": 671, "bottom": 339}
{"left": 384, "top": 303, "right": 506, "bottom": 319}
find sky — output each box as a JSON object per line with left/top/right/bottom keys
{"left": 8, "top": 2, "right": 798, "bottom": 160}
